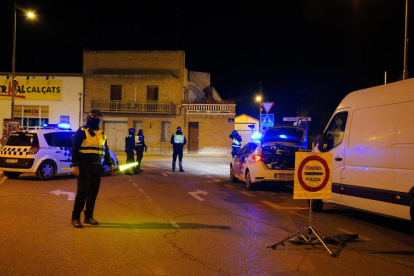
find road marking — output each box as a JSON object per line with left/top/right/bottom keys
{"left": 132, "top": 183, "right": 138, "bottom": 187}
{"left": 288, "top": 211, "right": 309, "bottom": 219}
{"left": 155, "top": 205, "right": 164, "bottom": 213}
{"left": 50, "top": 189, "right": 75, "bottom": 201}
{"left": 257, "top": 191, "right": 288, "bottom": 198}
{"left": 162, "top": 173, "right": 169, "bottom": 176}
{"left": 213, "top": 178, "right": 221, "bottom": 182}
{"left": 189, "top": 190, "right": 209, "bottom": 201}
{"left": 224, "top": 184, "right": 236, "bottom": 189}
{"left": 262, "top": 201, "right": 307, "bottom": 210}
{"left": 240, "top": 191, "right": 255, "bottom": 197}
{"left": 144, "top": 163, "right": 159, "bottom": 168}
{"left": 336, "top": 228, "right": 372, "bottom": 241}
{"left": 168, "top": 219, "right": 180, "bottom": 229}
{"left": 138, "top": 189, "right": 145, "bottom": 194}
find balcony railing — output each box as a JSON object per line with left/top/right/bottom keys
{"left": 183, "top": 103, "right": 235, "bottom": 114}
{"left": 91, "top": 100, "right": 175, "bottom": 114}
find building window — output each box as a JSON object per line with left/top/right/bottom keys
{"left": 14, "top": 105, "right": 49, "bottom": 130}
{"left": 161, "top": 121, "right": 171, "bottom": 142}
{"left": 60, "top": 115, "right": 70, "bottom": 124}
{"left": 110, "top": 85, "right": 122, "bottom": 110}
{"left": 147, "top": 86, "right": 159, "bottom": 101}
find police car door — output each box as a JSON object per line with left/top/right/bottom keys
{"left": 233, "top": 144, "right": 250, "bottom": 177}
{"left": 50, "top": 132, "right": 74, "bottom": 173}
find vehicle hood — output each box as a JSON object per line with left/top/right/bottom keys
{"left": 261, "top": 126, "right": 306, "bottom": 146}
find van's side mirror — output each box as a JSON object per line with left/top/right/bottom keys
{"left": 317, "top": 133, "right": 330, "bottom": 152}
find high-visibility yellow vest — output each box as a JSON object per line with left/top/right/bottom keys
{"left": 79, "top": 127, "right": 106, "bottom": 155}
{"left": 174, "top": 133, "right": 185, "bottom": 144}
{"left": 232, "top": 138, "right": 241, "bottom": 147}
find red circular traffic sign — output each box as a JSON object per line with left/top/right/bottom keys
{"left": 297, "top": 155, "right": 330, "bottom": 192}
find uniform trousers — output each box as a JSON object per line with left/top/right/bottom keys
{"left": 72, "top": 160, "right": 101, "bottom": 220}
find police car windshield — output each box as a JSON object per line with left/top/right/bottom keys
{"left": 6, "top": 132, "right": 39, "bottom": 146}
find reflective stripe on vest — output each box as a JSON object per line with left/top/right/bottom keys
{"left": 174, "top": 133, "right": 185, "bottom": 144}
{"left": 232, "top": 138, "right": 241, "bottom": 147}
{"left": 79, "top": 127, "right": 106, "bottom": 154}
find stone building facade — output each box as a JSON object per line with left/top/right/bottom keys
{"left": 83, "top": 50, "right": 235, "bottom": 155}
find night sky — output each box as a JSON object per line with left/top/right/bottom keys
{"left": 0, "top": 0, "right": 412, "bottom": 133}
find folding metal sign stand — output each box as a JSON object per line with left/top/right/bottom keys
{"left": 267, "top": 199, "right": 345, "bottom": 257}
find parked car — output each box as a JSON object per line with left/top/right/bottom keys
{"left": 0, "top": 126, "right": 118, "bottom": 180}
{"left": 230, "top": 126, "right": 306, "bottom": 190}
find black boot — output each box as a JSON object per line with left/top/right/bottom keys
{"left": 179, "top": 161, "right": 184, "bottom": 172}
{"left": 172, "top": 161, "right": 176, "bottom": 172}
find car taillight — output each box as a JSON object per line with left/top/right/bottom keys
{"left": 27, "top": 144, "right": 40, "bottom": 154}
{"left": 252, "top": 155, "right": 261, "bottom": 162}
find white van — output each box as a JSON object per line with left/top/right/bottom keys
{"left": 314, "top": 78, "right": 414, "bottom": 226}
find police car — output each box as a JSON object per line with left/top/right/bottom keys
{"left": 230, "top": 126, "right": 306, "bottom": 190}
{"left": 0, "top": 124, "right": 118, "bottom": 180}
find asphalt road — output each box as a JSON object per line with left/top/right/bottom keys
{"left": 0, "top": 153, "right": 413, "bottom": 275}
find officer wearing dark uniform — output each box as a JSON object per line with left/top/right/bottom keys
{"left": 170, "top": 126, "right": 186, "bottom": 172}
{"left": 125, "top": 128, "right": 136, "bottom": 175}
{"left": 229, "top": 130, "right": 242, "bottom": 157}
{"left": 134, "top": 129, "right": 147, "bottom": 174}
{"left": 71, "top": 109, "right": 114, "bottom": 228}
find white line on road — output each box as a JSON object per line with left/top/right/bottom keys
{"left": 138, "top": 189, "right": 145, "bottom": 194}
{"left": 162, "top": 173, "right": 169, "bottom": 176}
{"left": 168, "top": 219, "right": 180, "bottom": 229}
{"left": 257, "top": 191, "right": 288, "bottom": 198}
{"left": 132, "top": 183, "right": 138, "bottom": 187}
{"left": 336, "top": 228, "right": 372, "bottom": 241}
{"left": 224, "top": 184, "right": 236, "bottom": 189}
{"left": 288, "top": 211, "right": 309, "bottom": 219}
{"left": 240, "top": 191, "right": 255, "bottom": 197}
{"left": 188, "top": 190, "right": 208, "bottom": 201}
{"left": 262, "top": 201, "right": 308, "bottom": 210}
{"left": 0, "top": 176, "right": 7, "bottom": 186}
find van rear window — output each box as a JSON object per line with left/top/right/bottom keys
{"left": 6, "top": 132, "right": 39, "bottom": 146}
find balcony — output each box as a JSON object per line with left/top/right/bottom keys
{"left": 91, "top": 100, "right": 176, "bottom": 114}
{"left": 183, "top": 103, "right": 236, "bottom": 114}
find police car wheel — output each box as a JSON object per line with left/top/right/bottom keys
{"left": 230, "top": 165, "right": 238, "bottom": 183}
{"left": 36, "top": 161, "right": 56, "bottom": 181}
{"left": 3, "top": 171, "right": 21, "bottom": 179}
{"left": 245, "top": 170, "right": 256, "bottom": 191}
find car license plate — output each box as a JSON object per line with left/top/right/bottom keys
{"left": 275, "top": 173, "right": 293, "bottom": 179}
{"left": 5, "top": 159, "right": 18, "bottom": 164}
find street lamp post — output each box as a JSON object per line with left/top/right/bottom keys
{"left": 256, "top": 95, "right": 262, "bottom": 132}
{"left": 11, "top": 2, "right": 35, "bottom": 119}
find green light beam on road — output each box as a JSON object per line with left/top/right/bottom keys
{"left": 119, "top": 162, "right": 138, "bottom": 171}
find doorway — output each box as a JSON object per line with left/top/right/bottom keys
{"left": 188, "top": 122, "right": 199, "bottom": 153}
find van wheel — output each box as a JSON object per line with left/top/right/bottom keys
{"left": 245, "top": 170, "right": 256, "bottom": 190}
{"left": 36, "top": 161, "right": 56, "bottom": 181}
{"left": 230, "top": 165, "right": 238, "bottom": 182}
{"left": 3, "top": 171, "right": 21, "bottom": 179}
{"left": 308, "top": 199, "right": 323, "bottom": 212}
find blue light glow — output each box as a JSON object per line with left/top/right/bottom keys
{"left": 251, "top": 132, "right": 262, "bottom": 140}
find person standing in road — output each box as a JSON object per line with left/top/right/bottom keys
{"left": 124, "top": 128, "right": 136, "bottom": 175}
{"left": 71, "top": 109, "right": 114, "bottom": 228}
{"left": 134, "top": 129, "right": 147, "bottom": 174}
{"left": 229, "top": 130, "right": 242, "bottom": 157}
{"left": 171, "top": 126, "right": 186, "bottom": 172}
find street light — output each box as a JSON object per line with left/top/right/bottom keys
{"left": 256, "top": 95, "right": 262, "bottom": 132}
{"left": 11, "top": 2, "right": 35, "bottom": 119}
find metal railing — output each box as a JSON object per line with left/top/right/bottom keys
{"left": 91, "top": 100, "right": 175, "bottom": 114}
{"left": 184, "top": 103, "right": 235, "bottom": 114}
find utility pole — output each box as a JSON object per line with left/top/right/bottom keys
{"left": 403, "top": 0, "right": 409, "bottom": 80}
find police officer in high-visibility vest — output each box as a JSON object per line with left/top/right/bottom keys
{"left": 134, "top": 129, "right": 147, "bottom": 174}
{"left": 229, "top": 130, "right": 242, "bottom": 157}
{"left": 71, "top": 109, "right": 114, "bottom": 228}
{"left": 171, "top": 126, "right": 186, "bottom": 172}
{"left": 124, "top": 128, "right": 136, "bottom": 175}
